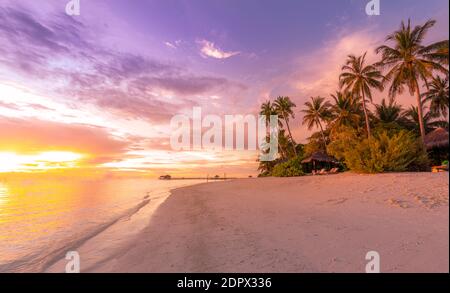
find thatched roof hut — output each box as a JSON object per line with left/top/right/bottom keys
{"left": 424, "top": 128, "right": 449, "bottom": 150}
{"left": 301, "top": 152, "right": 340, "bottom": 164}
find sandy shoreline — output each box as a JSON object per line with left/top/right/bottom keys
{"left": 47, "top": 172, "right": 448, "bottom": 273}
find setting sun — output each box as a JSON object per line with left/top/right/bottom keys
{"left": 0, "top": 151, "right": 84, "bottom": 172}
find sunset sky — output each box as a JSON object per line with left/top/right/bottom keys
{"left": 0, "top": 0, "right": 448, "bottom": 176}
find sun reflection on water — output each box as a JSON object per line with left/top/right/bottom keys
{"left": 0, "top": 183, "right": 8, "bottom": 204}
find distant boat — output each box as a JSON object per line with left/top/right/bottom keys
{"left": 159, "top": 175, "right": 172, "bottom": 180}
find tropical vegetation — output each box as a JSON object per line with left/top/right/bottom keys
{"left": 258, "top": 19, "right": 448, "bottom": 177}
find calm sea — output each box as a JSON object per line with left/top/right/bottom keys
{"left": 0, "top": 177, "right": 204, "bottom": 272}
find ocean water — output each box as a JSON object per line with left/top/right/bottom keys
{"left": 0, "top": 177, "right": 204, "bottom": 272}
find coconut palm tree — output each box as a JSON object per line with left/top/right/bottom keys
{"left": 259, "top": 100, "right": 277, "bottom": 139}
{"left": 339, "top": 53, "right": 384, "bottom": 137}
{"left": 274, "top": 96, "right": 297, "bottom": 156}
{"left": 422, "top": 75, "right": 449, "bottom": 118}
{"left": 329, "top": 91, "right": 362, "bottom": 130}
{"left": 260, "top": 99, "right": 290, "bottom": 130}
{"left": 301, "top": 96, "right": 331, "bottom": 148}
{"left": 259, "top": 100, "right": 287, "bottom": 158}
{"left": 260, "top": 101, "right": 276, "bottom": 128}
{"left": 374, "top": 98, "right": 405, "bottom": 124}
{"left": 403, "top": 106, "right": 449, "bottom": 133}
{"left": 375, "top": 19, "right": 449, "bottom": 141}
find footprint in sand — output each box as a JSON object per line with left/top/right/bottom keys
{"left": 386, "top": 198, "right": 409, "bottom": 209}
{"left": 326, "top": 198, "right": 348, "bottom": 205}
{"left": 414, "top": 195, "right": 448, "bottom": 209}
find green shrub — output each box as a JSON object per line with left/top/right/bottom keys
{"left": 258, "top": 171, "right": 271, "bottom": 177}
{"left": 271, "top": 157, "right": 305, "bottom": 177}
{"left": 303, "top": 140, "right": 324, "bottom": 158}
{"left": 327, "top": 128, "right": 428, "bottom": 173}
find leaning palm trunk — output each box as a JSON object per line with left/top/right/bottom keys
{"left": 361, "top": 91, "right": 372, "bottom": 138}
{"left": 282, "top": 113, "right": 297, "bottom": 156}
{"left": 318, "top": 121, "right": 327, "bottom": 150}
{"left": 279, "top": 142, "right": 286, "bottom": 159}
{"left": 414, "top": 79, "right": 427, "bottom": 142}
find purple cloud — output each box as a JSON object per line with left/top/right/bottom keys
{"left": 0, "top": 5, "right": 246, "bottom": 123}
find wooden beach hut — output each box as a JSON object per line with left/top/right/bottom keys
{"left": 301, "top": 152, "right": 340, "bottom": 174}
{"left": 424, "top": 128, "right": 449, "bottom": 166}
{"left": 424, "top": 128, "right": 449, "bottom": 150}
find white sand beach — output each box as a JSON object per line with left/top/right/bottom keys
{"left": 46, "top": 172, "right": 449, "bottom": 273}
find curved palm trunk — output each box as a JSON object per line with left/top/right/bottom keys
{"left": 279, "top": 142, "right": 286, "bottom": 159}
{"left": 265, "top": 116, "right": 271, "bottom": 141}
{"left": 264, "top": 117, "right": 283, "bottom": 160}
{"left": 414, "top": 79, "right": 426, "bottom": 142}
{"left": 318, "top": 120, "right": 327, "bottom": 151}
{"left": 361, "top": 91, "right": 372, "bottom": 138}
{"left": 282, "top": 113, "right": 297, "bottom": 156}
{"left": 278, "top": 132, "right": 288, "bottom": 159}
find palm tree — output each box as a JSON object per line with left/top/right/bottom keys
{"left": 329, "top": 91, "right": 362, "bottom": 129}
{"left": 376, "top": 19, "right": 449, "bottom": 141}
{"left": 274, "top": 96, "right": 297, "bottom": 156}
{"left": 374, "top": 98, "right": 405, "bottom": 124}
{"left": 260, "top": 100, "right": 287, "bottom": 158}
{"left": 260, "top": 100, "right": 276, "bottom": 128}
{"left": 403, "top": 106, "right": 448, "bottom": 133}
{"left": 301, "top": 96, "right": 331, "bottom": 149}
{"left": 339, "top": 53, "right": 384, "bottom": 137}
{"left": 422, "top": 76, "right": 449, "bottom": 118}
{"left": 259, "top": 100, "right": 277, "bottom": 139}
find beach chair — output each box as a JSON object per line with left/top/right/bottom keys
{"left": 318, "top": 168, "right": 327, "bottom": 175}
{"left": 329, "top": 168, "right": 339, "bottom": 174}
